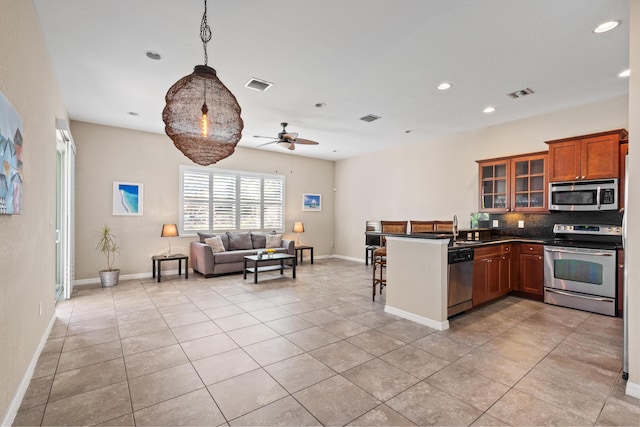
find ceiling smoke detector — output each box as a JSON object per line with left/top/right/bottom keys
{"left": 360, "top": 114, "right": 381, "bottom": 123}
{"left": 245, "top": 78, "right": 273, "bottom": 92}
{"left": 507, "top": 88, "right": 534, "bottom": 99}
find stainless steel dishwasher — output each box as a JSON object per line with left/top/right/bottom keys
{"left": 448, "top": 247, "right": 474, "bottom": 317}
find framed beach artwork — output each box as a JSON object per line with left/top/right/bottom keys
{"left": 113, "top": 182, "right": 143, "bottom": 216}
{"left": 0, "top": 91, "right": 24, "bottom": 215}
{"left": 302, "top": 193, "right": 321, "bottom": 211}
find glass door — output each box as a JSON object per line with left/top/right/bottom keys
{"left": 55, "top": 124, "right": 76, "bottom": 301}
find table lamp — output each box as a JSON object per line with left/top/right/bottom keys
{"left": 292, "top": 222, "right": 304, "bottom": 246}
{"left": 161, "top": 224, "right": 179, "bottom": 256}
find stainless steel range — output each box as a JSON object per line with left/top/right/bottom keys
{"left": 544, "top": 224, "right": 622, "bottom": 316}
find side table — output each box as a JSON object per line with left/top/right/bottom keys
{"left": 295, "top": 245, "right": 314, "bottom": 264}
{"left": 151, "top": 254, "right": 188, "bottom": 282}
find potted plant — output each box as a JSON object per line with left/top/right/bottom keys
{"left": 96, "top": 225, "right": 120, "bottom": 287}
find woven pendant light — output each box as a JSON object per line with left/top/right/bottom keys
{"left": 162, "top": 0, "right": 243, "bottom": 166}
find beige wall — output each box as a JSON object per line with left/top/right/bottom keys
{"left": 626, "top": 0, "right": 639, "bottom": 394}
{"left": 0, "top": 0, "right": 68, "bottom": 422}
{"left": 334, "top": 96, "right": 628, "bottom": 261}
{"left": 71, "top": 121, "right": 335, "bottom": 281}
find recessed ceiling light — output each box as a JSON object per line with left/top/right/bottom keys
{"left": 127, "top": 111, "right": 139, "bottom": 116}
{"left": 437, "top": 82, "right": 452, "bottom": 90}
{"left": 619, "top": 69, "right": 631, "bottom": 77}
{"left": 315, "top": 102, "right": 327, "bottom": 108}
{"left": 405, "top": 130, "right": 415, "bottom": 134}
{"left": 145, "top": 51, "right": 162, "bottom": 60}
{"left": 593, "top": 20, "right": 620, "bottom": 34}
{"left": 483, "top": 106, "right": 496, "bottom": 114}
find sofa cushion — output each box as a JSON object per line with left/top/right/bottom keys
{"left": 214, "top": 249, "right": 257, "bottom": 264}
{"left": 204, "top": 236, "right": 226, "bottom": 253}
{"left": 251, "top": 232, "right": 267, "bottom": 249}
{"left": 197, "top": 232, "right": 229, "bottom": 250}
{"left": 227, "top": 232, "right": 253, "bottom": 250}
{"left": 266, "top": 234, "right": 283, "bottom": 249}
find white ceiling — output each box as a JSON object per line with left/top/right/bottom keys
{"left": 33, "top": 0, "right": 629, "bottom": 161}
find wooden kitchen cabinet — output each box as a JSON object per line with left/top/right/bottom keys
{"left": 517, "top": 243, "right": 544, "bottom": 296}
{"left": 478, "top": 152, "right": 547, "bottom": 213}
{"left": 546, "top": 129, "right": 627, "bottom": 182}
{"left": 473, "top": 244, "right": 512, "bottom": 306}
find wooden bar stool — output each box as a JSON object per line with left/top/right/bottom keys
{"left": 372, "top": 221, "right": 407, "bottom": 301}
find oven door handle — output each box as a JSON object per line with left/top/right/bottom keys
{"left": 544, "top": 247, "right": 614, "bottom": 257}
{"left": 545, "top": 288, "right": 614, "bottom": 303}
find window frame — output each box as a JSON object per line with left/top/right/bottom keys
{"left": 179, "top": 165, "right": 285, "bottom": 236}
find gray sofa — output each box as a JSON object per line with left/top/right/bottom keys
{"left": 190, "top": 231, "right": 294, "bottom": 277}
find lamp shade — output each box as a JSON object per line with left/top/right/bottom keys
{"left": 162, "top": 65, "right": 243, "bottom": 166}
{"left": 292, "top": 222, "right": 305, "bottom": 233}
{"left": 161, "top": 224, "right": 179, "bottom": 238}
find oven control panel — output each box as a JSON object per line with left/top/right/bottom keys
{"left": 553, "top": 224, "right": 622, "bottom": 236}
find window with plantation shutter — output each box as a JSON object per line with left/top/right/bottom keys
{"left": 179, "top": 165, "right": 285, "bottom": 235}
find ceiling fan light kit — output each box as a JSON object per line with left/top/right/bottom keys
{"left": 162, "top": 0, "right": 243, "bottom": 166}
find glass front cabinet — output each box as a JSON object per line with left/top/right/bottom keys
{"left": 478, "top": 152, "right": 548, "bottom": 213}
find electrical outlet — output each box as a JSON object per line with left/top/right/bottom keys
{"left": 492, "top": 220, "right": 499, "bottom": 227}
{"left": 518, "top": 220, "right": 525, "bottom": 228}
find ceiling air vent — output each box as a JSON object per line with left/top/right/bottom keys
{"left": 245, "top": 78, "right": 273, "bottom": 92}
{"left": 508, "top": 88, "right": 534, "bottom": 99}
{"left": 360, "top": 114, "right": 381, "bottom": 122}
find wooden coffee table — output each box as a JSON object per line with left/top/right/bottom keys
{"left": 243, "top": 253, "right": 296, "bottom": 284}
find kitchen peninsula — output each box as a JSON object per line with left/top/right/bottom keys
{"left": 385, "top": 235, "right": 451, "bottom": 330}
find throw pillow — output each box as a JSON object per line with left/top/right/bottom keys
{"left": 227, "top": 231, "right": 253, "bottom": 250}
{"left": 198, "top": 232, "right": 229, "bottom": 250}
{"left": 251, "top": 232, "right": 267, "bottom": 249}
{"left": 265, "top": 234, "right": 283, "bottom": 249}
{"left": 204, "top": 236, "right": 226, "bottom": 253}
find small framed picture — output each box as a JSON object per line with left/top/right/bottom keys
{"left": 302, "top": 193, "right": 321, "bottom": 211}
{"left": 113, "top": 182, "right": 143, "bottom": 216}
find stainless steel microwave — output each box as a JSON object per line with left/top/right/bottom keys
{"left": 549, "top": 178, "right": 618, "bottom": 211}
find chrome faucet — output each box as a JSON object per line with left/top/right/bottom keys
{"left": 452, "top": 214, "right": 459, "bottom": 241}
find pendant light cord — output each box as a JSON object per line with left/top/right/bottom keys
{"left": 200, "top": 0, "right": 212, "bottom": 65}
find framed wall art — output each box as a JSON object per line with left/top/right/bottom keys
{"left": 113, "top": 181, "right": 143, "bottom": 216}
{"left": 302, "top": 193, "right": 321, "bottom": 211}
{"left": 0, "top": 91, "right": 24, "bottom": 215}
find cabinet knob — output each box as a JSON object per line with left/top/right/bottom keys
{"left": 575, "top": 176, "right": 579, "bottom": 180}
{"left": 581, "top": 176, "right": 585, "bottom": 179}
{"left": 529, "top": 247, "right": 534, "bottom": 251}
{"left": 539, "top": 256, "right": 543, "bottom": 260}
{"left": 619, "top": 264, "right": 624, "bottom": 268}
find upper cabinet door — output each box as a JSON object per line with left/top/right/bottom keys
{"left": 547, "top": 140, "right": 581, "bottom": 182}
{"left": 547, "top": 129, "right": 627, "bottom": 182}
{"left": 478, "top": 159, "right": 510, "bottom": 213}
{"left": 580, "top": 134, "right": 620, "bottom": 180}
{"left": 511, "top": 154, "right": 548, "bottom": 212}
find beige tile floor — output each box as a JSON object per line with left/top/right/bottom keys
{"left": 13, "top": 258, "right": 640, "bottom": 426}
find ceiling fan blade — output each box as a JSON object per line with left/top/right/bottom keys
{"left": 254, "top": 135, "right": 277, "bottom": 139}
{"left": 257, "top": 140, "right": 278, "bottom": 147}
{"left": 287, "top": 143, "right": 296, "bottom": 151}
{"left": 293, "top": 138, "right": 319, "bottom": 145}
{"left": 281, "top": 132, "right": 298, "bottom": 140}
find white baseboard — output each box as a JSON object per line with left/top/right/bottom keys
{"left": 330, "top": 254, "right": 365, "bottom": 263}
{"left": 74, "top": 269, "right": 191, "bottom": 286}
{"left": 384, "top": 305, "right": 450, "bottom": 331}
{"left": 626, "top": 379, "right": 640, "bottom": 398}
{"left": 2, "top": 313, "right": 56, "bottom": 426}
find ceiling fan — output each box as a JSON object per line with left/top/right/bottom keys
{"left": 254, "top": 122, "right": 319, "bottom": 151}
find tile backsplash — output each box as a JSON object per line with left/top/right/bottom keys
{"left": 488, "top": 211, "right": 623, "bottom": 240}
